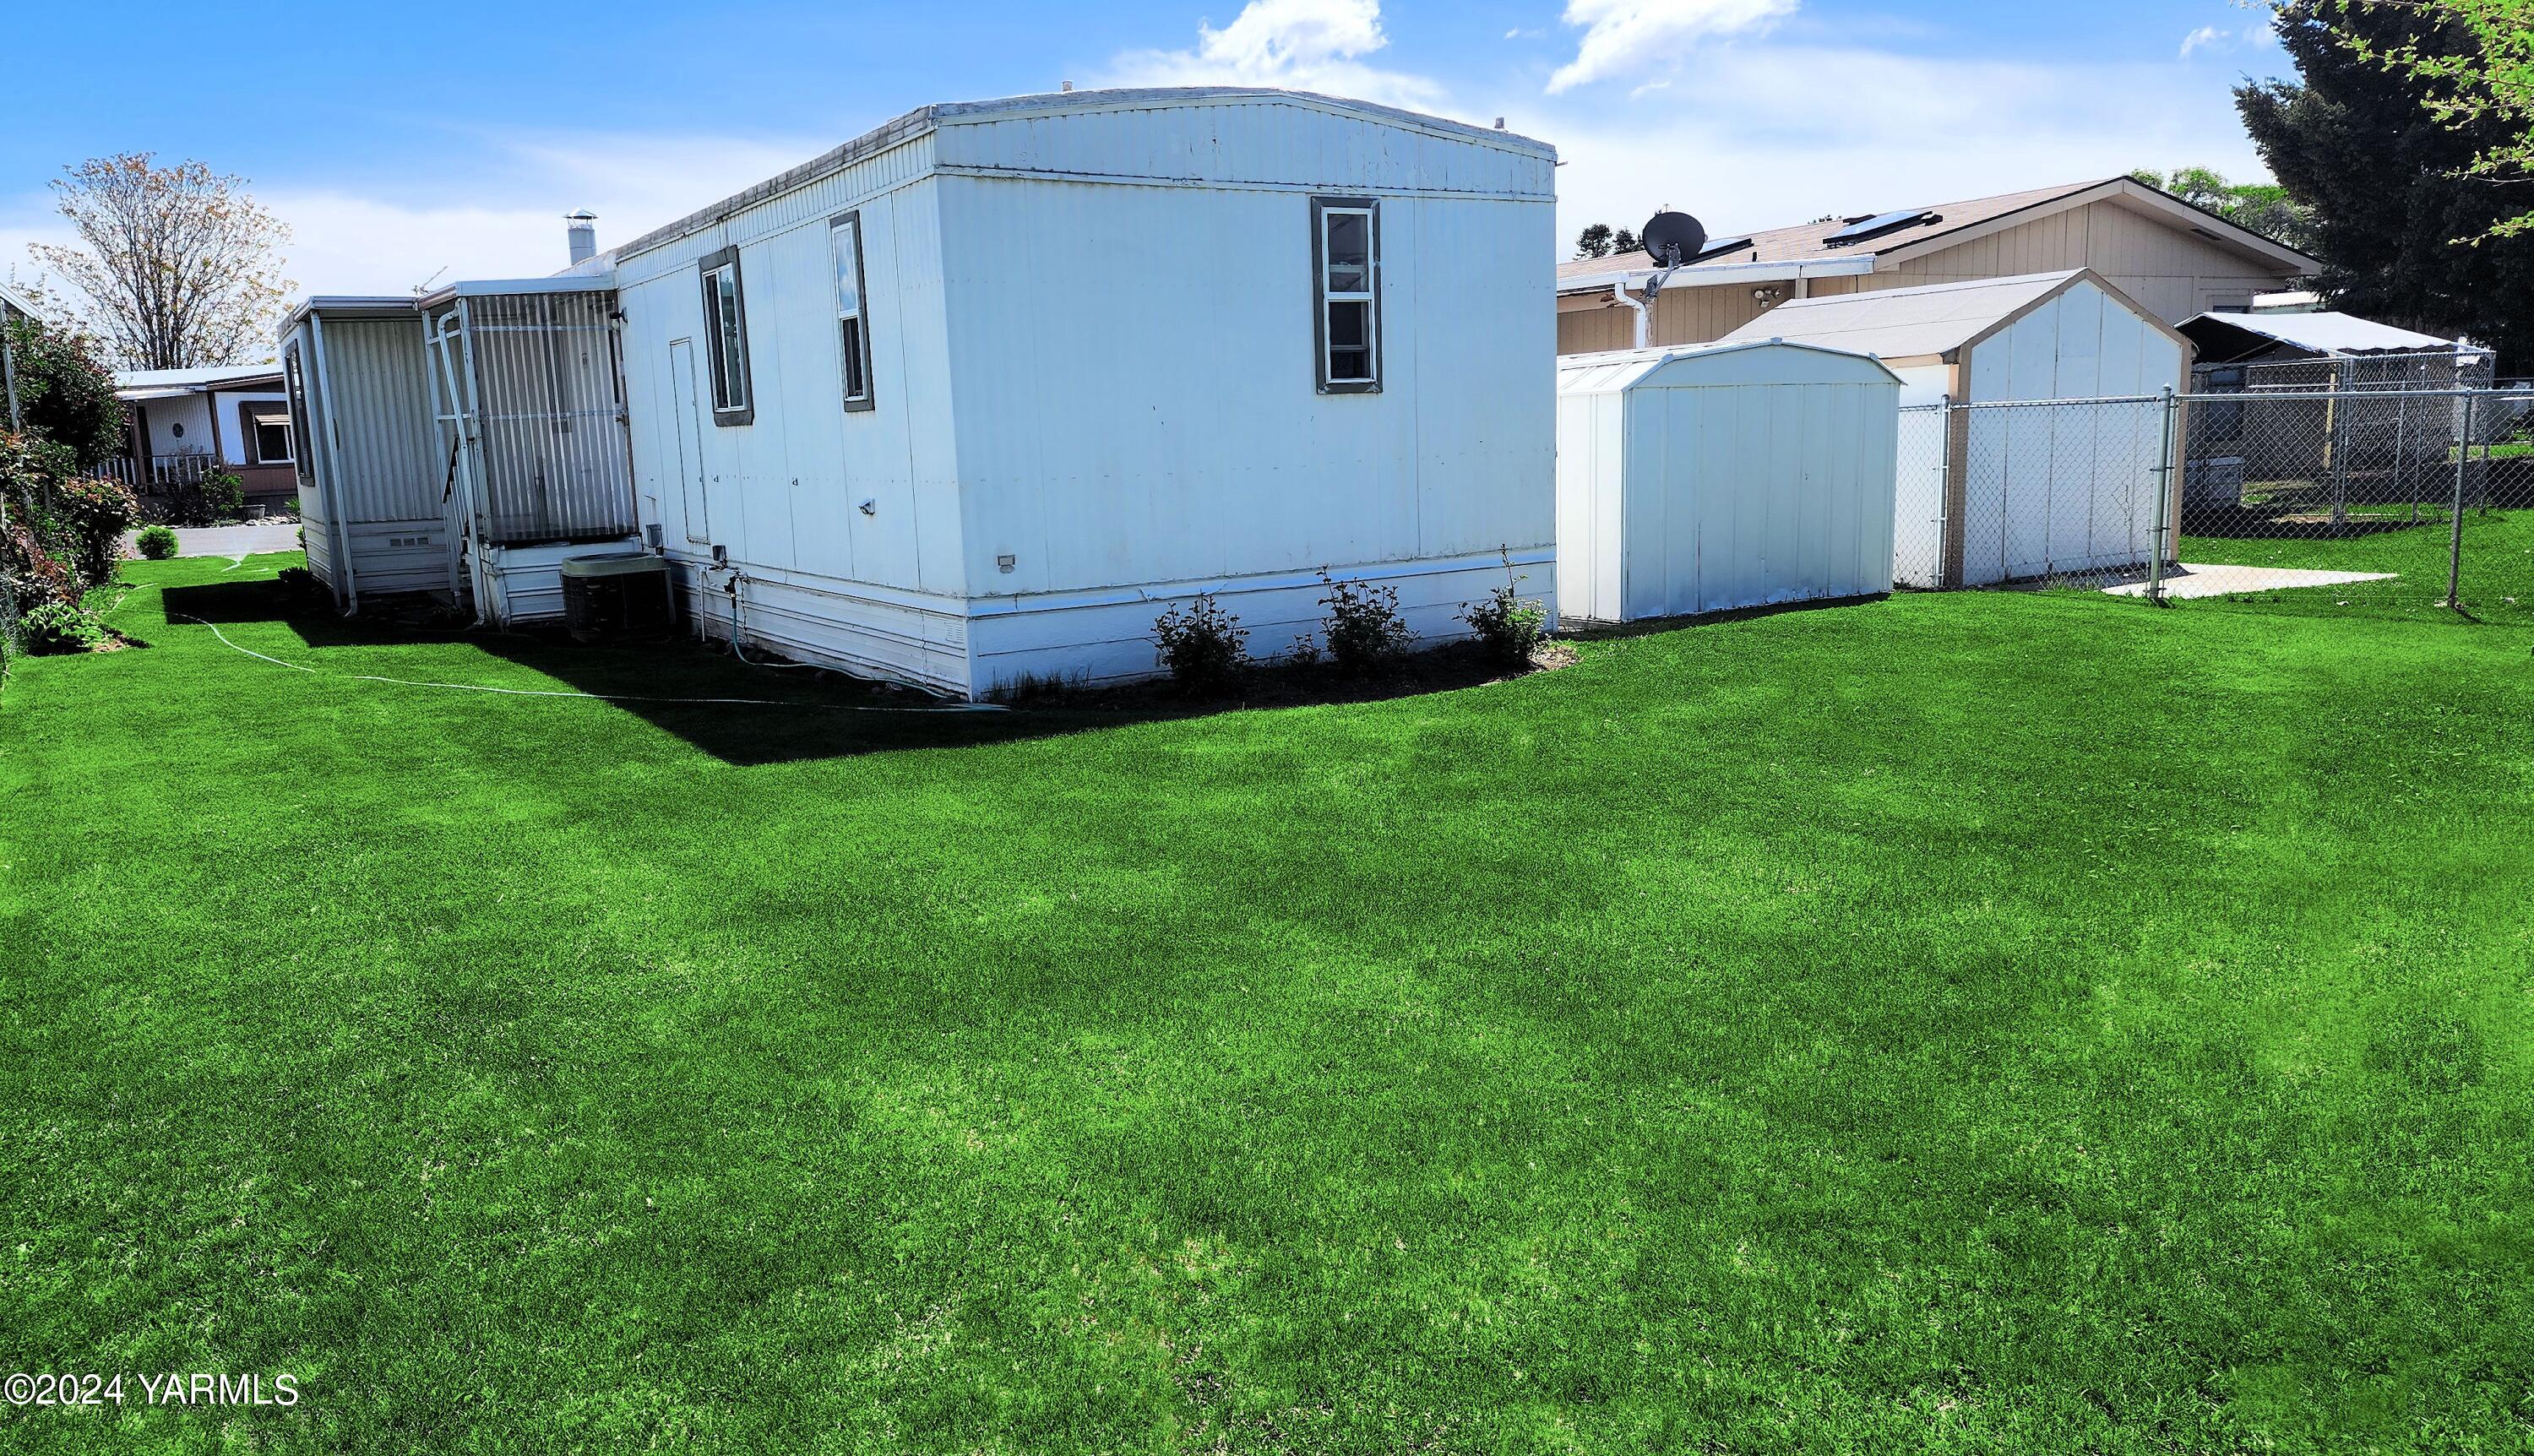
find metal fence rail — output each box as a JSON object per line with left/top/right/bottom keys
{"left": 1897, "top": 386, "right": 2523, "bottom": 608}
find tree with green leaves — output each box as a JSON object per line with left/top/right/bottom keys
{"left": 2324, "top": 0, "right": 2531, "bottom": 241}
{"left": 2129, "top": 166, "right": 2316, "bottom": 250}
{"left": 2238, "top": 1, "right": 2534, "bottom": 367}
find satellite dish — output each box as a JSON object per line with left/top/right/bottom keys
{"left": 1640, "top": 210, "right": 1708, "bottom": 268}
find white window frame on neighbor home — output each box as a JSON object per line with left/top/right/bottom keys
{"left": 241, "top": 402, "right": 293, "bottom": 465}
{"left": 1312, "top": 197, "right": 1380, "bottom": 394}
{"left": 829, "top": 211, "right": 876, "bottom": 415}
{"left": 699, "top": 246, "right": 753, "bottom": 426}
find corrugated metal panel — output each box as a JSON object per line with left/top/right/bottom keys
{"left": 460, "top": 291, "right": 637, "bottom": 546}
{"left": 1557, "top": 342, "right": 1900, "bottom": 622}
{"left": 312, "top": 314, "right": 441, "bottom": 526}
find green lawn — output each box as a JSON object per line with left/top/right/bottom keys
{"left": 3, "top": 555, "right": 2531, "bottom": 1453}
{"left": 2180, "top": 508, "right": 2534, "bottom": 627}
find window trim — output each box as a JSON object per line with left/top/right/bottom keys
{"left": 698, "top": 245, "right": 754, "bottom": 426}
{"left": 1311, "top": 196, "right": 1381, "bottom": 395}
{"left": 240, "top": 400, "right": 293, "bottom": 465}
{"left": 829, "top": 210, "right": 877, "bottom": 416}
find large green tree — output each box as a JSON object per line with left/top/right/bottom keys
{"left": 2238, "top": 2, "right": 2534, "bottom": 367}
{"left": 2129, "top": 166, "right": 2315, "bottom": 251}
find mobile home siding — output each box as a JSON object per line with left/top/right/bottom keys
{"left": 306, "top": 312, "right": 448, "bottom": 597}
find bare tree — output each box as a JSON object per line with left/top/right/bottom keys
{"left": 29, "top": 155, "right": 293, "bottom": 370}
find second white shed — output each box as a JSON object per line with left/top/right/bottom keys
{"left": 1556, "top": 340, "right": 1901, "bottom": 623}
{"left": 1720, "top": 269, "right": 2192, "bottom": 588}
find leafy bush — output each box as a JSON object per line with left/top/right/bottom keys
{"left": 21, "top": 599, "right": 106, "bottom": 655}
{"left": 136, "top": 524, "right": 180, "bottom": 560}
{"left": 275, "top": 565, "right": 321, "bottom": 600}
{"left": 1317, "top": 572, "right": 1410, "bottom": 671}
{"left": 174, "top": 470, "right": 245, "bottom": 528}
{"left": 0, "top": 316, "right": 124, "bottom": 470}
{"left": 1152, "top": 593, "right": 1249, "bottom": 690}
{"left": 54, "top": 474, "right": 137, "bottom": 585}
{"left": 1459, "top": 584, "right": 1547, "bottom": 667}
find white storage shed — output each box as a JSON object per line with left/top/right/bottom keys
{"left": 1554, "top": 340, "right": 1901, "bottom": 623}
{"left": 1720, "top": 269, "right": 2191, "bottom": 588}
{"left": 607, "top": 86, "right": 1558, "bottom": 697}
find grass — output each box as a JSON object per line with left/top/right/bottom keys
{"left": 3, "top": 553, "right": 2531, "bottom": 1453}
{"left": 2178, "top": 507, "right": 2534, "bottom": 627}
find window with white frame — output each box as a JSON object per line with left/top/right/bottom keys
{"left": 829, "top": 212, "right": 876, "bottom": 413}
{"left": 698, "top": 246, "right": 753, "bottom": 425}
{"left": 1313, "top": 197, "right": 1380, "bottom": 394}
{"left": 241, "top": 402, "right": 293, "bottom": 465}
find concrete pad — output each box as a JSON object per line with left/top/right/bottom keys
{"left": 125, "top": 522, "right": 303, "bottom": 560}
{"left": 2101, "top": 563, "right": 2399, "bottom": 600}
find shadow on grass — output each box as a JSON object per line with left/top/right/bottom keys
{"left": 2179, "top": 508, "right": 2442, "bottom": 541}
{"left": 157, "top": 575, "right": 1573, "bottom": 768}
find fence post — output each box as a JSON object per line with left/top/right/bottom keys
{"left": 2444, "top": 392, "right": 2473, "bottom": 609}
{"left": 2149, "top": 385, "right": 2177, "bottom": 605}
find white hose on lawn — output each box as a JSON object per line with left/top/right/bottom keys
{"left": 172, "top": 613, "right": 1006, "bottom": 713}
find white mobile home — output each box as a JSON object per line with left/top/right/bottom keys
{"left": 282, "top": 298, "right": 444, "bottom": 606}
{"left": 609, "top": 87, "right": 1557, "bottom": 697}
{"left": 1721, "top": 269, "right": 2191, "bottom": 588}
{"left": 1555, "top": 341, "right": 1900, "bottom": 622}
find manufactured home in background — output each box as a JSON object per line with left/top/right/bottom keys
{"left": 111, "top": 363, "right": 295, "bottom": 506}
{"left": 1554, "top": 340, "right": 1899, "bottom": 622}
{"left": 610, "top": 86, "right": 1556, "bottom": 695}
{"left": 1557, "top": 177, "right": 2317, "bottom": 355}
{"left": 1719, "top": 269, "right": 2191, "bottom": 588}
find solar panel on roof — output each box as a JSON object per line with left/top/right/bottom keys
{"left": 1824, "top": 209, "right": 1939, "bottom": 246}
{"left": 1689, "top": 236, "right": 1754, "bottom": 263}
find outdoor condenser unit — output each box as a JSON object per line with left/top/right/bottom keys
{"left": 560, "top": 550, "right": 675, "bottom": 644}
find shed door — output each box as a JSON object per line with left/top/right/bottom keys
{"left": 670, "top": 339, "right": 710, "bottom": 542}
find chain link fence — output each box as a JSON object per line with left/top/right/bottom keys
{"left": 1896, "top": 386, "right": 2526, "bottom": 617}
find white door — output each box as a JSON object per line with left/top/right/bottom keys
{"left": 670, "top": 339, "right": 710, "bottom": 542}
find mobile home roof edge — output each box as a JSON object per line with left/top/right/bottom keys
{"left": 612, "top": 87, "right": 1556, "bottom": 266}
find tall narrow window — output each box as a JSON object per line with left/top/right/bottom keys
{"left": 698, "top": 246, "right": 753, "bottom": 426}
{"left": 1312, "top": 197, "right": 1380, "bottom": 394}
{"left": 829, "top": 212, "right": 876, "bottom": 414}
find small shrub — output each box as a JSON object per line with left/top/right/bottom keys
{"left": 1459, "top": 584, "right": 1547, "bottom": 668}
{"left": 1152, "top": 593, "right": 1248, "bottom": 691}
{"left": 136, "top": 524, "right": 180, "bottom": 560}
{"left": 1317, "top": 572, "right": 1410, "bottom": 671}
{"left": 275, "top": 565, "right": 321, "bottom": 600}
{"left": 1286, "top": 633, "right": 1322, "bottom": 666}
{"left": 21, "top": 599, "right": 106, "bottom": 655}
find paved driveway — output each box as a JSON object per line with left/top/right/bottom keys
{"left": 125, "top": 522, "right": 303, "bottom": 560}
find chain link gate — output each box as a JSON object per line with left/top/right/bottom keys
{"left": 1896, "top": 386, "right": 2520, "bottom": 611}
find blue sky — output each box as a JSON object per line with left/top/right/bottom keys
{"left": 2, "top": 0, "right": 2297, "bottom": 298}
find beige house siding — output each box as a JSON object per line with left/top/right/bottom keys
{"left": 1558, "top": 198, "right": 2293, "bottom": 355}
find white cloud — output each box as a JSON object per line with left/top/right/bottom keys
{"left": 2180, "top": 24, "right": 2224, "bottom": 59}
{"left": 1103, "top": 0, "right": 1445, "bottom": 108}
{"left": 1547, "top": 0, "right": 1800, "bottom": 95}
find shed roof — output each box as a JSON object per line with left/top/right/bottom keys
{"left": 617, "top": 86, "right": 1556, "bottom": 264}
{"left": 2178, "top": 310, "right": 2459, "bottom": 360}
{"left": 1715, "top": 269, "right": 2184, "bottom": 364}
{"left": 1556, "top": 338, "right": 1903, "bottom": 395}
{"left": 1557, "top": 177, "right": 2318, "bottom": 294}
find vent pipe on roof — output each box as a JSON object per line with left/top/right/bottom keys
{"left": 566, "top": 210, "right": 598, "bottom": 267}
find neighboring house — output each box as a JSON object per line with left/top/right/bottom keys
{"left": 1, "top": 284, "right": 48, "bottom": 433}
{"left": 1557, "top": 177, "right": 2319, "bottom": 356}
{"left": 0, "top": 283, "right": 44, "bottom": 329}
{"left": 112, "top": 363, "right": 297, "bottom": 505}
{"left": 291, "top": 86, "right": 1559, "bottom": 698}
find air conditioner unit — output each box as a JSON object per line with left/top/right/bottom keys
{"left": 560, "top": 550, "right": 675, "bottom": 644}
